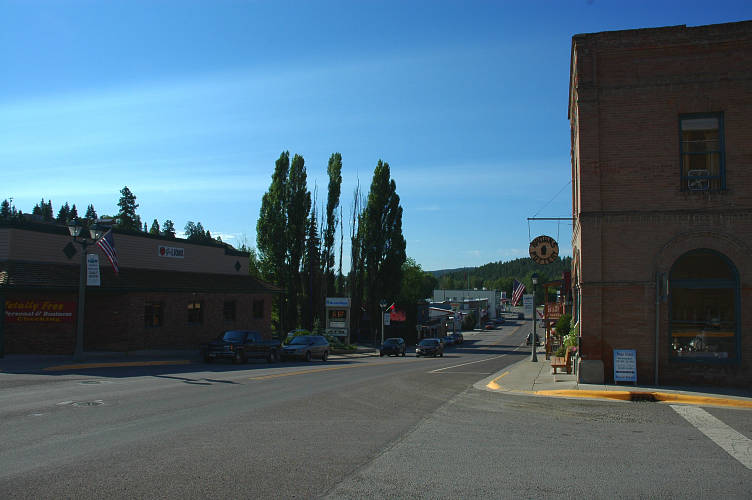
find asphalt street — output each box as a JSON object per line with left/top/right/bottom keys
{"left": 1, "top": 320, "right": 750, "bottom": 499}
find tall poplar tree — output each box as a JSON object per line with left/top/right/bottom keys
{"left": 285, "top": 154, "right": 311, "bottom": 330}
{"left": 361, "top": 160, "right": 407, "bottom": 341}
{"left": 302, "top": 202, "right": 321, "bottom": 331}
{"left": 322, "top": 153, "right": 343, "bottom": 296}
{"left": 257, "top": 151, "right": 290, "bottom": 285}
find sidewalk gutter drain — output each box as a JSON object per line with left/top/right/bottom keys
{"left": 630, "top": 393, "right": 657, "bottom": 402}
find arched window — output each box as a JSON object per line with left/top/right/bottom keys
{"left": 669, "top": 249, "right": 739, "bottom": 361}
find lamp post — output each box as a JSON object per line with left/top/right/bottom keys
{"left": 67, "top": 221, "right": 104, "bottom": 361}
{"left": 379, "top": 299, "right": 387, "bottom": 346}
{"left": 531, "top": 273, "right": 539, "bottom": 362}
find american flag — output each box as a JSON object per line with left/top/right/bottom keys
{"left": 512, "top": 279, "right": 525, "bottom": 306}
{"left": 96, "top": 229, "right": 119, "bottom": 275}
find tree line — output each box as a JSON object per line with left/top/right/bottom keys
{"left": 254, "top": 151, "right": 436, "bottom": 343}
{"left": 0, "top": 187, "right": 215, "bottom": 243}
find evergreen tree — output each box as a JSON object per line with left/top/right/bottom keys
{"left": 162, "top": 219, "right": 175, "bottom": 238}
{"left": 56, "top": 202, "right": 71, "bottom": 223}
{"left": 116, "top": 186, "right": 140, "bottom": 231}
{"left": 69, "top": 204, "right": 79, "bottom": 221}
{"left": 301, "top": 202, "right": 322, "bottom": 331}
{"left": 43, "top": 200, "right": 54, "bottom": 221}
{"left": 361, "top": 160, "right": 406, "bottom": 341}
{"left": 0, "top": 199, "right": 12, "bottom": 220}
{"left": 143, "top": 222, "right": 148, "bottom": 232}
{"left": 149, "top": 219, "right": 160, "bottom": 235}
{"left": 85, "top": 204, "right": 98, "bottom": 223}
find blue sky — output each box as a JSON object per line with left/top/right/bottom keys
{"left": 2, "top": 1, "right": 750, "bottom": 271}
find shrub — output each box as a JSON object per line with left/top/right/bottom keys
{"left": 462, "top": 312, "right": 476, "bottom": 330}
{"left": 554, "top": 313, "right": 572, "bottom": 339}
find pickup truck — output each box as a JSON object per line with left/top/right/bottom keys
{"left": 202, "top": 330, "right": 281, "bottom": 364}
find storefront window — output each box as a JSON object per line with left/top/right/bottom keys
{"left": 144, "top": 302, "right": 163, "bottom": 327}
{"left": 188, "top": 301, "right": 203, "bottom": 324}
{"left": 670, "top": 249, "right": 738, "bottom": 361}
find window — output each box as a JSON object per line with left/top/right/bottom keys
{"left": 669, "top": 249, "right": 739, "bottom": 362}
{"left": 188, "top": 301, "right": 203, "bottom": 324}
{"left": 144, "top": 302, "right": 162, "bottom": 328}
{"left": 680, "top": 113, "right": 725, "bottom": 192}
{"left": 253, "top": 299, "right": 264, "bottom": 319}
{"left": 223, "top": 301, "right": 236, "bottom": 321}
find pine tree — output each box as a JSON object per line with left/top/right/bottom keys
{"left": 116, "top": 186, "right": 140, "bottom": 231}
{"left": 56, "top": 202, "right": 71, "bottom": 223}
{"left": 70, "top": 204, "right": 79, "bottom": 221}
{"left": 149, "top": 219, "right": 160, "bottom": 235}
{"left": 162, "top": 219, "right": 175, "bottom": 238}
{"left": 0, "top": 199, "right": 11, "bottom": 220}
{"left": 85, "top": 204, "right": 98, "bottom": 223}
{"left": 302, "top": 200, "right": 321, "bottom": 331}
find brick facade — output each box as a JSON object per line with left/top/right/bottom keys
{"left": 569, "top": 21, "right": 752, "bottom": 386}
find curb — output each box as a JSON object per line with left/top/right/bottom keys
{"left": 534, "top": 389, "right": 752, "bottom": 409}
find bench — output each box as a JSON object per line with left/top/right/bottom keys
{"left": 551, "top": 346, "right": 574, "bottom": 374}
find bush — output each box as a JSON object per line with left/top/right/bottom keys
{"left": 554, "top": 345, "right": 567, "bottom": 357}
{"left": 462, "top": 312, "right": 476, "bottom": 330}
{"left": 554, "top": 313, "right": 572, "bottom": 339}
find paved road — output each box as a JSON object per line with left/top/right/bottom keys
{"left": 1, "top": 321, "right": 750, "bottom": 498}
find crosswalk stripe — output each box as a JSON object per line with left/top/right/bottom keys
{"left": 671, "top": 404, "right": 752, "bottom": 470}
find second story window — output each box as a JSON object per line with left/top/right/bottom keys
{"left": 680, "top": 113, "right": 725, "bottom": 192}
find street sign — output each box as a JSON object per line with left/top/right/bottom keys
{"left": 86, "top": 254, "right": 101, "bottom": 287}
{"left": 383, "top": 312, "right": 391, "bottom": 326}
{"left": 522, "top": 294, "right": 533, "bottom": 319}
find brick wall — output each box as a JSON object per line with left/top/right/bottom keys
{"left": 570, "top": 21, "right": 752, "bottom": 386}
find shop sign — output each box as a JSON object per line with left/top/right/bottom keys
{"left": 390, "top": 308, "right": 406, "bottom": 322}
{"left": 325, "top": 297, "right": 350, "bottom": 307}
{"left": 328, "top": 308, "right": 347, "bottom": 328}
{"left": 5, "top": 300, "right": 76, "bottom": 323}
{"left": 613, "top": 349, "right": 637, "bottom": 383}
{"left": 158, "top": 246, "right": 184, "bottom": 258}
{"left": 529, "top": 235, "right": 559, "bottom": 265}
{"left": 87, "top": 254, "right": 100, "bottom": 286}
{"left": 383, "top": 313, "right": 391, "bottom": 326}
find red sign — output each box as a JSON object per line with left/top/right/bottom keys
{"left": 5, "top": 300, "right": 76, "bottom": 323}
{"left": 390, "top": 308, "right": 406, "bottom": 322}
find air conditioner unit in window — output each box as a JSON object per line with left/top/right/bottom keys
{"left": 687, "top": 169, "right": 710, "bottom": 191}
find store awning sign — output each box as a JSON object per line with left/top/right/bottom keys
{"left": 159, "top": 246, "right": 184, "bottom": 258}
{"left": 5, "top": 300, "right": 76, "bottom": 323}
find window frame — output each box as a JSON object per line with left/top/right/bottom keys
{"left": 678, "top": 112, "right": 726, "bottom": 192}
{"left": 668, "top": 249, "right": 741, "bottom": 364}
{"left": 187, "top": 301, "right": 203, "bottom": 325}
{"left": 144, "top": 301, "right": 163, "bottom": 328}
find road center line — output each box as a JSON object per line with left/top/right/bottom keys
{"left": 671, "top": 404, "right": 752, "bottom": 470}
{"left": 429, "top": 354, "right": 508, "bottom": 373}
{"left": 249, "top": 361, "right": 392, "bottom": 381}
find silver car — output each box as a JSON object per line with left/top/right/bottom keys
{"left": 281, "top": 335, "right": 330, "bottom": 362}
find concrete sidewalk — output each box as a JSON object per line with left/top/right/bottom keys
{"left": 477, "top": 346, "right": 752, "bottom": 409}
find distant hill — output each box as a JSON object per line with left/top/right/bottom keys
{"left": 430, "top": 256, "right": 572, "bottom": 299}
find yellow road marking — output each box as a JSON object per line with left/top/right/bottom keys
{"left": 249, "top": 361, "right": 393, "bottom": 381}
{"left": 486, "top": 371, "right": 510, "bottom": 390}
{"left": 44, "top": 360, "right": 192, "bottom": 371}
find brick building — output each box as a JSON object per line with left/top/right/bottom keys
{"left": 0, "top": 221, "right": 280, "bottom": 355}
{"left": 569, "top": 21, "right": 752, "bottom": 386}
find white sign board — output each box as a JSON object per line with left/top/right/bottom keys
{"left": 325, "top": 297, "right": 350, "bottom": 307}
{"left": 158, "top": 246, "right": 184, "bottom": 258}
{"left": 522, "top": 294, "right": 533, "bottom": 319}
{"left": 613, "top": 349, "right": 637, "bottom": 383}
{"left": 86, "top": 254, "right": 100, "bottom": 286}
{"left": 383, "top": 312, "right": 391, "bottom": 326}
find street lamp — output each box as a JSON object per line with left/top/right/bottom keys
{"left": 379, "top": 299, "right": 388, "bottom": 346}
{"left": 67, "top": 220, "right": 104, "bottom": 361}
{"left": 531, "top": 273, "right": 539, "bottom": 362}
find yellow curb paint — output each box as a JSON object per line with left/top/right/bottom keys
{"left": 486, "top": 371, "right": 510, "bottom": 390}
{"left": 44, "top": 360, "right": 192, "bottom": 371}
{"left": 534, "top": 389, "right": 752, "bottom": 409}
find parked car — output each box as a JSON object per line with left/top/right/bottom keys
{"left": 280, "top": 335, "right": 330, "bottom": 362}
{"left": 415, "top": 338, "right": 443, "bottom": 357}
{"left": 380, "top": 337, "right": 407, "bottom": 357}
{"left": 202, "top": 330, "right": 281, "bottom": 364}
{"left": 443, "top": 335, "right": 455, "bottom": 346}
{"left": 450, "top": 332, "right": 464, "bottom": 344}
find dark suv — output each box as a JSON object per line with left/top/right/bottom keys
{"left": 415, "top": 338, "right": 443, "bottom": 358}
{"left": 380, "top": 337, "right": 406, "bottom": 357}
{"left": 202, "top": 330, "right": 281, "bottom": 364}
{"left": 280, "top": 335, "right": 330, "bottom": 362}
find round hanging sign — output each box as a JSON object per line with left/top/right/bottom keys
{"left": 529, "top": 235, "right": 559, "bottom": 264}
